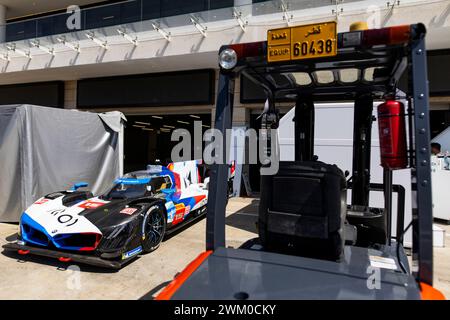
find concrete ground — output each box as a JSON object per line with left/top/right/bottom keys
{"left": 0, "top": 197, "right": 448, "bottom": 299}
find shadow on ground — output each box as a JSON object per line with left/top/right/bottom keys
{"left": 139, "top": 280, "right": 172, "bottom": 300}
{"left": 225, "top": 198, "right": 260, "bottom": 234}
{"left": 163, "top": 214, "right": 206, "bottom": 241}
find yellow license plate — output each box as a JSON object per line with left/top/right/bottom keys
{"left": 267, "top": 21, "right": 337, "bottom": 62}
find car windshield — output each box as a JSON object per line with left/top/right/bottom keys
{"left": 103, "top": 183, "right": 149, "bottom": 200}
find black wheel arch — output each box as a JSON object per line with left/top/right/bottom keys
{"left": 128, "top": 198, "right": 167, "bottom": 236}
{"left": 127, "top": 197, "right": 166, "bottom": 209}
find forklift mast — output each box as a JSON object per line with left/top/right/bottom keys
{"left": 351, "top": 95, "right": 374, "bottom": 208}
{"left": 294, "top": 97, "right": 314, "bottom": 161}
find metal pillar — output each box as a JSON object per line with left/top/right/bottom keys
{"left": 410, "top": 24, "right": 433, "bottom": 285}
{"left": 383, "top": 168, "right": 393, "bottom": 245}
{"left": 206, "top": 71, "right": 235, "bottom": 250}
{"left": 395, "top": 184, "right": 406, "bottom": 245}
{"left": 294, "top": 97, "right": 314, "bottom": 161}
{"left": 0, "top": 5, "right": 6, "bottom": 44}
{"left": 351, "top": 95, "right": 374, "bottom": 207}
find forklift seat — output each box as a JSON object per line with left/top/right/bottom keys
{"left": 258, "top": 161, "right": 347, "bottom": 261}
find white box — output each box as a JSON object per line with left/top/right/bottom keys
{"left": 433, "top": 224, "right": 445, "bottom": 248}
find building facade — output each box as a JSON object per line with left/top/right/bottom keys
{"left": 0, "top": 0, "right": 449, "bottom": 175}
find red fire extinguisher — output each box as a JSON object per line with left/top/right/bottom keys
{"left": 377, "top": 100, "right": 408, "bottom": 170}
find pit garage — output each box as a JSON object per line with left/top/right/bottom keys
{"left": 75, "top": 69, "right": 216, "bottom": 172}
{"left": 124, "top": 113, "right": 211, "bottom": 172}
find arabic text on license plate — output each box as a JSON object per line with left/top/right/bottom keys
{"left": 267, "top": 21, "right": 337, "bottom": 62}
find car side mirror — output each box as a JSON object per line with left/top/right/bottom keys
{"left": 72, "top": 182, "right": 89, "bottom": 191}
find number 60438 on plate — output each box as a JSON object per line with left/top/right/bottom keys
{"left": 267, "top": 21, "right": 337, "bottom": 62}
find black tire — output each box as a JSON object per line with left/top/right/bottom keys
{"left": 142, "top": 204, "right": 166, "bottom": 253}
{"left": 227, "top": 177, "right": 234, "bottom": 197}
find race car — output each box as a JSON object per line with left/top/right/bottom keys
{"left": 3, "top": 161, "right": 208, "bottom": 269}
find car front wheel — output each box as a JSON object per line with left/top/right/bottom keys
{"left": 142, "top": 205, "right": 166, "bottom": 253}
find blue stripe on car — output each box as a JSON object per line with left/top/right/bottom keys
{"left": 20, "top": 213, "right": 51, "bottom": 247}
{"left": 122, "top": 246, "right": 142, "bottom": 259}
{"left": 21, "top": 212, "right": 86, "bottom": 251}
{"left": 114, "top": 178, "right": 151, "bottom": 185}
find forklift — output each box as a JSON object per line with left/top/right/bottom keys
{"left": 156, "top": 22, "right": 445, "bottom": 299}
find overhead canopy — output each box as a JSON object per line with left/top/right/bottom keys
{"left": 242, "top": 44, "right": 407, "bottom": 102}
{"left": 0, "top": 105, "right": 126, "bottom": 222}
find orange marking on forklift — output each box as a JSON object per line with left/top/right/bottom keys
{"left": 155, "top": 250, "right": 212, "bottom": 300}
{"left": 420, "top": 282, "right": 446, "bottom": 300}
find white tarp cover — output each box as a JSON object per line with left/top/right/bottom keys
{"left": 0, "top": 105, "right": 125, "bottom": 222}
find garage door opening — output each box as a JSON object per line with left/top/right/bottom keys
{"left": 124, "top": 114, "right": 211, "bottom": 173}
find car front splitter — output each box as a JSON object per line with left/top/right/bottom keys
{"left": 2, "top": 242, "right": 127, "bottom": 269}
